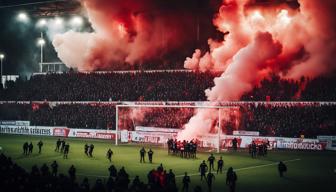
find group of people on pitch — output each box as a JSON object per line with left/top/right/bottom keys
{"left": 249, "top": 140, "right": 269, "bottom": 158}
{"left": 55, "top": 139, "right": 70, "bottom": 158}
{"left": 167, "top": 139, "right": 198, "bottom": 159}
{"left": 198, "top": 154, "right": 234, "bottom": 192}
{"left": 84, "top": 143, "right": 95, "bottom": 157}
{"left": 22, "top": 140, "right": 43, "bottom": 155}
{"left": 140, "top": 147, "right": 154, "bottom": 163}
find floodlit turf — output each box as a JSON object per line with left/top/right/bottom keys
{"left": 0, "top": 134, "right": 335, "bottom": 192}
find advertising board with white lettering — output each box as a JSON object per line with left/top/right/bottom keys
{"left": 68, "top": 129, "right": 117, "bottom": 140}
{"left": 0, "top": 125, "right": 53, "bottom": 136}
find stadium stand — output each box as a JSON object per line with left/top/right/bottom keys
{"left": 0, "top": 71, "right": 217, "bottom": 101}
{"left": 0, "top": 72, "right": 335, "bottom": 101}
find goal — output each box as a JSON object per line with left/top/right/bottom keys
{"left": 115, "top": 102, "right": 239, "bottom": 153}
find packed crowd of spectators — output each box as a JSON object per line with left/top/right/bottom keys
{"left": 241, "top": 104, "right": 336, "bottom": 138}
{"left": 0, "top": 72, "right": 335, "bottom": 101}
{"left": 0, "top": 103, "right": 116, "bottom": 129}
{"left": 137, "top": 108, "right": 194, "bottom": 129}
{"left": 241, "top": 74, "right": 336, "bottom": 101}
{"left": 0, "top": 71, "right": 217, "bottom": 101}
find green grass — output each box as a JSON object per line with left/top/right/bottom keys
{"left": 0, "top": 134, "right": 335, "bottom": 192}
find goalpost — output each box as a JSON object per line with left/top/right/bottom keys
{"left": 115, "top": 103, "right": 237, "bottom": 153}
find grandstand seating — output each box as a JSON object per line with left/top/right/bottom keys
{"left": 0, "top": 72, "right": 335, "bottom": 101}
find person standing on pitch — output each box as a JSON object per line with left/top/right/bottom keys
{"left": 89, "top": 144, "right": 94, "bottom": 157}
{"left": 232, "top": 138, "right": 238, "bottom": 151}
{"left": 84, "top": 143, "right": 89, "bottom": 156}
{"left": 28, "top": 142, "right": 33, "bottom": 154}
{"left": 37, "top": 140, "right": 43, "bottom": 154}
{"left": 140, "top": 147, "right": 146, "bottom": 163}
{"left": 51, "top": 160, "right": 58, "bottom": 176}
{"left": 278, "top": 161, "right": 287, "bottom": 177}
{"left": 23, "top": 142, "right": 28, "bottom": 155}
{"left": 199, "top": 160, "right": 208, "bottom": 181}
{"left": 148, "top": 148, "right": 154, "bottom": 163}
{"left": 182, "top": 172, "right": 191, "bottom": 192}
{"left": 55, "top": 138, "right": 61, "bottom": 152}
{"left": 206, "top": 171, "right": 215, "bottom": 192}
{"left": 60, "top": 139, "right": 66, "bottom": 153}
{"left": 208, "top": 154, "right": 215, "bottom": 171}
{"left": 63, "top": 143, "right": 70, "bottom": 159}
{"left": 226, "top": 167, "right": 237, "bottom": 192}
{"left": 217, "top": 156, "right": 224, "bottom": 174}
{"left": 106, "top": 148, "right": 113, "bottom": 162}
{"left": 251, "top": 141, "right": 257, "bottom": 158}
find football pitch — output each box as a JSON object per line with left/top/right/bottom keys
{"left": 0, "top": 134, "right": 335, "bottom": 192}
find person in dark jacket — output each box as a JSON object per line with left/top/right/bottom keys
{"left": 37, "top": 140, "right": 43, "bottom": 154}
{"left": 148, "top": 148, "right": 154, "bottom": 163}
{"left": 217, "top": 156, "right": 224, "bottom": 174}
{"left": 207, "top": 172, "right": 215, "bottom": 192}
{"left": 84, "top": 143, "right": 89, "bottom": 156}
{"left": 199, "top": 160, "right": 208, "bottom": 181}
{"left": 140, "top": 147, "right": 146, "bottom": 163}
{"left": 28, "top": 142, "right": 33, "bottom": 154}
{"left": 278, "top": 161, "right": 287, "bottom": 177}
{"left": 207, "top": 154, "right": 215, "bottom": 171}
{"left": 51, "top": 160, "right": 58, "bottom": 176}
{"left": 182, "top": 172, "right": 190, "bottom": 192}
{"left": 106, "top": 148, "right": 113, "bottom": 162}
{"left": 226, "top": 167, "right": 237, "bottom": 192}
{"left": 89, "top": 144, "right": 94, "bottom": 157}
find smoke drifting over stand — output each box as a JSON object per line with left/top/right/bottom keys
{"left": 53, "top": 0, "right": 213, "bottom": 71}
{"left": 178, "top": 0, "right": 336, "bottom": 140}
{"left": 49, "top": 0, "right": 336, "bottom": 140}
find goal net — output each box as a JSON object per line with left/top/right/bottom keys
{"left": 115, "top": 102, "right": 240, "bottom": 152}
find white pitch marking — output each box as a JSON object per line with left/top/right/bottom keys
{"left": 76, "top": 158, "right": 301, "bottom": 178}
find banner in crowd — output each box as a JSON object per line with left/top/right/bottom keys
{"left": 233, "top": 130, "right": 259, "bottom": 136}
{"left": 127, "top": 131, "right": 177, "bottom": 144}
{"left": 68, "top": 129, "right": 117, "bottom": 140}
{"left": 0, "top": 121, "right": 30, "bottom": 126}
{"left": 135, "top": 126, "right": 180, "bottom": 133}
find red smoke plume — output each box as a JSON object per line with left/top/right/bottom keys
{"left": 179, "top": 0, "right": 336, "bottom": 140}
{"left": 53, "top": 0, "right": 203, "bottom": 71}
